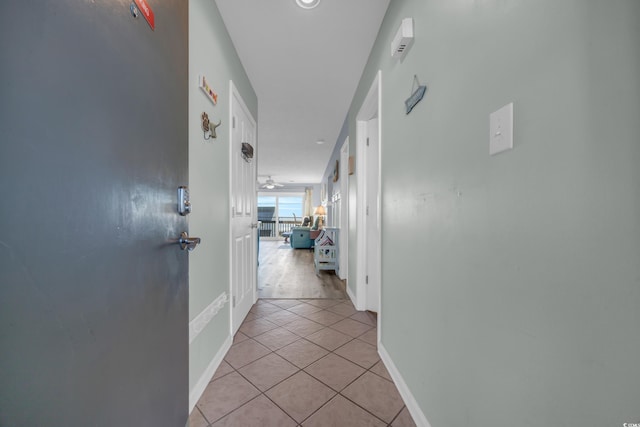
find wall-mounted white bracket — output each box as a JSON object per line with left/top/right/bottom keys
{"left": 391, "top": 18, "right": 414, "bottom": 59}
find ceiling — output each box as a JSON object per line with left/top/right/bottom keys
{"left": 215, "top": 0, "right": 390, "bottom": 188}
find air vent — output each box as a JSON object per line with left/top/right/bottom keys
{"left": 391, "top": 18, "right": 414, "bottom": 59}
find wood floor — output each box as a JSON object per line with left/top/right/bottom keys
{"left": 258, "top": 240, "right": 347, "bottom": 299}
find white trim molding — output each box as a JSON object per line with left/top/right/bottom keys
{"left": 188, "top": 334, "right": 232, "bottom": 413}
{"left": 347, "top": 284, "right": 357, "bottom": 308}
{"left": 355, "top": 70, "right": 382, "bottom": 313}
{"left": 189, "top": 292, "right": 229, "bottom": 344}
{"left": 378, "top": 343, "right": 432, "bottom": 427}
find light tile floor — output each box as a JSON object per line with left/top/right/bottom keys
{"left": 190, "top": 298, "right": 417, "bottom": 427}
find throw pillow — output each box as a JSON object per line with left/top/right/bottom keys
{"left": 316, "top": 229, "right": 334, "bottom": 246}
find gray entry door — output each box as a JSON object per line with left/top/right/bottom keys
{"left": 0, "top": 1, "right": 189, "bottom": 426}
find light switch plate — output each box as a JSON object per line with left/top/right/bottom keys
{"left": 489, "top": 102, "right": 513, "bottom": 155}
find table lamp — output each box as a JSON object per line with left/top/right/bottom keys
{"left": 314, "top": 205, "right": 326, "bottom": 228}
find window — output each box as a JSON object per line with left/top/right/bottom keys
{"left": 257, "top": 196, "right": 276, "bottom": 222}
{"left": 257, "top": 194, "right": 304, "bottom": 238}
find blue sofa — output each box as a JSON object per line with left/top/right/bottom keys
{"left": 289, "top": 216, "right": 322, "bottom": 249}
{"left": 290, "top": 227, "right": 313, "bottom": 249}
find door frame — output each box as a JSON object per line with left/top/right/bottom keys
{"left": 229, "top": 80, "right": 258, "bottom": 335}
{"left": 339, "top": 138, "right": 349, "bottom": 280}
{"left": 356, "top": 70, "right": 382, "bottom": 325}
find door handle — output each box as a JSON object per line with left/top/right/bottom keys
{"left": 178, "top": 232, "right": 201, "bottom": 251}
{"left": 250, "top": 223, "right": 258, "bottom": 229}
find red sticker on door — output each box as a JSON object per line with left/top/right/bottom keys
{"left": 134, "top": 0, "right": 155, "bottom": 30}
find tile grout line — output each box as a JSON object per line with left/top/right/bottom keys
{"left": 386, "top": 404, "right": 409, "bottom": 427}
{"left": 211, "top": 343, "right": 300, "bottom": 426}
{"left": 196, "top": 297, "right": 409, "bottom": 427}
{"left": 302, "top": 366, "right": 388, "bottom": 425}
{"left": 286, "top": 300, "right": 398, "bottom": 425}
{"left": 224, "top": 337, "right": 334, "bottom": 426}
{"left": 224, "top": 331, "right": 340, "bottom": 417}
{"left": 246, "top": 327, "right": 392, "bottom": 424}
{"left": 193, "top": 406, "right": 210, "bottom": 426}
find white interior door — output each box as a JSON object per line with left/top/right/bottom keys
{"left": 230, "top": 82, "right": 257, "bottom": 335}
{"left": 365, "top": 118, "right": 380, "bottom": 313}
{"left": 356, "top": 71, "right": 381, "bottom": 314}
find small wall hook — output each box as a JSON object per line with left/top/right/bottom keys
{"left": 209, "top": 119, "right": 222, "bottom": 139}
{"left": 201, "top": 112, "right": 222, "bottom": 140}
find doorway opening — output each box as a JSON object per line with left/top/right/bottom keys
{"left": 355, "top": 71, "right": 382, "bottom": 323}
{"left": 257, "top": 193, "right": 305, "bottom": 240}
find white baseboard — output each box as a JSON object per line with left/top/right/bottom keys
{"left": 378, "top": 343, "right": 431, "bottom": 427}
{"left": 189, "top": 292, "right": 228, "bottom": 344}
{"left": 188, "top": 334, "right": 232, "bottom": 413}
{"left": 347, "top": 284, "right": 357, "bottom": 307}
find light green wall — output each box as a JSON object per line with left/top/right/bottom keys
{"left": 188, "top": 0, "right": 257, "bottom": 394}
{"left": 349, "top": 1, "right": 640, "bottom": 425}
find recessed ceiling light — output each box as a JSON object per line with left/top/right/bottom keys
{"left": 296, "top": 0, "right": 320, "bottom": 10}
{"left": 315, "top": 139, "right": 325, "bottom": 145}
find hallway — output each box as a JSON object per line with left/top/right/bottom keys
{"left": 3, "top": 1, "right": 638, "bottom": 425}
{"left": 189, "top": 298, "right": 416, "bottom": 426}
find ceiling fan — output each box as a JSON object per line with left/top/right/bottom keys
{"left": 260, "top": 176, "right": 284, "bottom": 190}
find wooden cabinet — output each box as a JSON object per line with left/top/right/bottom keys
{"left": 314, "top": 228, "right": 339, "bottom": 274}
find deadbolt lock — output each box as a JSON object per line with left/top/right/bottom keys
{"left": 178, "top": 186, "right": 191, "bottom": 215}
